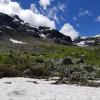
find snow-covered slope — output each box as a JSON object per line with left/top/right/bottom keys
{"left": 95, "top": 34, "right": 100, "bottom": 38}
{"left": 76, "top": 41, "right": 86, "bottom": 47}
{"left": 74, "top": 35, "right": 100, "bottom": 47}
{"left": 10, "top": 38, "right": 27, "bottom": 44}
{"left": 0, "top": 77, "right": 100, "bottom": 100}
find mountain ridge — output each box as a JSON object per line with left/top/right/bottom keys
{"left": 74, "top": 35, "right": 100, "bottom": 47}
{"left": 0, "top": 12, "right": 72, "bottom": 46}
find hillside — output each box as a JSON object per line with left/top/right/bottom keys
{"left": 0, "top": 13, "right": 100, "bottom": 86}
{"left": 0, "top": 13, "right": 72, "bottom": 46}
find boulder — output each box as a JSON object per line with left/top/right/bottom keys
{"left": 62, "top": 57, "right": 73, "bottom": 65}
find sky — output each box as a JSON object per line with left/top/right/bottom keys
{"left": 0, "top": 0, "right": 100, "bottom": 40}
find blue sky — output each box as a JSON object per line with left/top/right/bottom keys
{"left": 0, "top": 0, "right": 100, "bottom": 39}
{"left": 14, "top": 0, "right": 100, "bottom": 37}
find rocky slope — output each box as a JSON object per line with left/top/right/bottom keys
{"left": 74, "top": 35, "right": 100, "bottom": 47}
{"left": 0, "top": 12, "right": 72, "bottom": 46}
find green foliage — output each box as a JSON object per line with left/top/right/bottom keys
{"left": 83, "top": 65, "right": 95, "bottom": 73}
{"left": 0, "top": 41, "right": 100, "bottom": 80}
{"left": 0, "top": 64, "right": 20, "bottom": 77}
{"left": 34, "top": 55, "right": 45, "bottom": 63}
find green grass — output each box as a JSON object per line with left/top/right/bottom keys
{"left": 0, "top": 34, "right": 100, "bottom": 66}
{"left": 35, "top": 44, "right": 100, "bottom": 66}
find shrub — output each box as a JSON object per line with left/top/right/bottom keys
{"left": 34, "top": 55, "right": 45, "bottom": 63}
{"left": 96, "top": 68, "right": 100, "bottom": 78}
{"left": 0, "top": 64, "right": 20, "bottom": 78}
{"left": 83, "top": 65, "right": 95, "bottom": 73}
{"left": 61, "top": 57, "right": 73, "bottom": 65}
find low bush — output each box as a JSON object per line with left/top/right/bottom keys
{"left": 0, "top": 64, "right": 20, "bottom": 78}
{"left": 34, "top": 55, "right": 45, "bottom": 63}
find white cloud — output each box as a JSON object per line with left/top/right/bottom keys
{"left": 60, "top": 23, "right": 79, "bottom": 40}
{"left": 73, "top": 17, "right": 77, "bottom": 21}
{"left": 47, "top": 3, "right": 66, "bottom": 22}
{"left": 30, "top": 4, "right": 40, "bottom": 14}
{"left": 58, "top": 3, "right": 65, "bottom": 12}
{"left": 76, "top": 23, "right": 80, "bottom": 27}
{"left": 20, "top": 10, "right": 55, "bottom": 28}
{"left": 39, "top": 0, "right": 52, "bottom": 10}
{"left": 0, "top": 0, "right": 10, "bottom": 4}
{"left": 0, "top": 0, "right": 56, "bottom": 29}
{"left": 38, "top": 1, "right": 67, "bottom": 24}
{"left": 48, "top": 6, "right": 59, "bottom": 22}
{"left": 78, "top": 10, "right": 91, "bottom": 17}
{"left": 95, "top": 16, "right": 100, "bottom": 22}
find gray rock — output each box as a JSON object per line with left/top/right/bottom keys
{"left": 61, "top": 57, "right": 73, "bottom": 65}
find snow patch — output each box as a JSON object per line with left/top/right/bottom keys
{"left": 27, "top": 30, "right": 34, "bottom": 32}
{"left": 5, "top": 26, "right": 12, "bottom": 29}
{"left": 0, "top": 77, "right": 100, "bottom": 100}
{"left": 95, "top": 34, "right": 100, "bottom": 37}
{"left": 40, "top": 34, "right": 46, "bottom": 38}
{"left": 10, "top": 39, "right": 27, "bottom": 44}
{"left": 13, "top": 18, "right": 19, "bottom": 22}
{"left": 81, "top": 36, "right": 87, "bottom": 39}
{"left": 76, "top": 40, "right": 95, "bottom": 47}
{"left": 77, "top": 41, "right": 87, "bottom": 47}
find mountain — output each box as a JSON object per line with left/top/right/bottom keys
{"left": 0, "top": 12, "right": 72, "bottom": 47}
{"left": 74, "top": 35, "right": 100, "bottom": 47}
{"left": 0, "top": 13, "right": 100, "bottom": 86}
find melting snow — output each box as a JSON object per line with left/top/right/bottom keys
{"left": 10, "top": 39, "right": 27, "bottom": 44}
{"left": 13, "top": 18, "right": 19, "bottom": 22}
{"left": 0, "top": 77, "right": 100, "bottom": 100}
{"left": 40, "top": 34, "right": 46, "bottom": 38}
{"left": 81, "top": 36, "right": 87, "bottom": 39}
{"left": 77, "top": 41, "right": 87, "bottom": 47}
{"left": 95, "top": 34, "right": 100, "bottom": 37}
{"left": 27, "top": 29, "right": 34, "bottom": 32}
{"left": 5, "top": 26, "right": 12, "bottom": 29}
